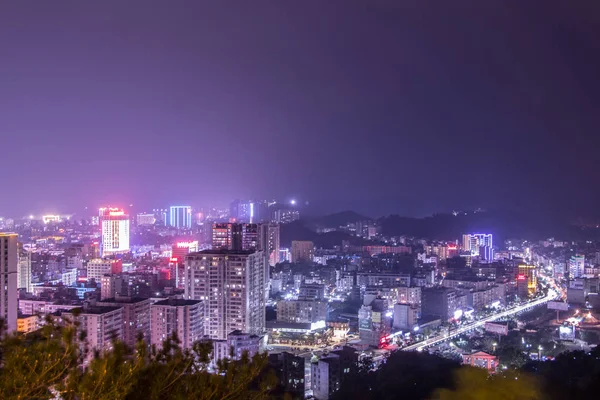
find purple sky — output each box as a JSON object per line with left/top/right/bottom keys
{"left": 1, "top": 1, "right": 600, "bottom": 218}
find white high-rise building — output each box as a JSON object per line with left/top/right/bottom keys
{"left": 150, "top": 298, "right": 204, "bottom": 350}
{"left": 462, "top": 233, "right": 493, "bottom": 259}
{"left": 99, "top": 208, "right": 130, "bottom": 256}
{"left": 169, "top": 206, "right": 192, "bottom": 229}
{"left": 0, "top": 233, "right": 18, "bottom": 332}
{"left": 569, "top": 255, "right": 585, "bottom": 279}
{"left": 185, "top": 250, "right": 267, "bottom": 340}
{"left": 17, "top": 248, "right": 32, "bottom": 293}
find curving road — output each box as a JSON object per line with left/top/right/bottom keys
{"left": 401, "top": 287, "right": 560, "bottom": 352}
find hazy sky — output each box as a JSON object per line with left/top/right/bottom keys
{"left": 1, "top": 1, "right": 599, "bottom": 218}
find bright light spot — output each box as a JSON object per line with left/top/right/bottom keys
{"left": 29, "top": 215, "right": 34, "bottom": 219}
{"left": 290, "top": 199, "right": 296, "bottom": 205}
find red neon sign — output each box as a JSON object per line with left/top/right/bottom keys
{"left": 170, "top": 257, "right": 179, "bottom": 263}
{"left": 517, "top": 274, "right": 526, "bottom": 280}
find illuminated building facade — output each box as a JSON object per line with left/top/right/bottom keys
{"left": 136, "top": 213, "right": 156, "bottom": 226}
{"left": 0, "top": 233, "right": 18, "bottom": 332}
{"left": 568, "top": 255, "right": 585, "bottom": 279}
{"left": 273, "top": 209, "right": 300, "bottom": 224}
{"left": 462, "top": 233, "right": 493, "bottom": 260}
{"left": 277, "top": 299, "right": 327, "bottom": 324}
{"left": 184, "top": 250, "right": 267, "bottom": 340}
{"left": 99, "top": 208, "right": 130, "bottom": 256}
{"left": 259, "top": 223, "right": 280, "bottom": 266}
{"left": 171, "top": 240, "right": 199, "bottom": 262}
{"left": 42, "top": 215, "right": 61, "bottom": 224}
{"left": 212, "top": 223, "right": 259, "bottom": 251}
{"left": 17, "top": 245, "right": 32, "bottom": 293}
{"left": 230, "top": 200, "right": 254, "bottom": 223}
{"left": 152, "top": 209, "right": 168, "bottom": 225}
{"left": 87, "top": 259, "right": 123, "bottom": 283}
{"left": 169, "top": 206, "right": 192, "bottom": 229}
{"left": 171, "top": 241, "right": 200, "bottom": 288}
{"left": 517, "top": 264, "right": 537, "bottom": 298}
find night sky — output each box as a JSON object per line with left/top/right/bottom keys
{"left": 1, "top": 1, "right": 599, "bottom": 218}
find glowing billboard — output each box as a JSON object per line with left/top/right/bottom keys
{"left": 484, "top": 322, "right": 508, "bottom": 336}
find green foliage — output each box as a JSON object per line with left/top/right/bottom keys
{"left": 331, "top": 351, "right": 460, "bottom": 400}
{"left": 0, "top": 317, "right": 276, "bottom": 400}
{"left": 523, "top": 346, "right": 600, "bottom": 400}
{"left": 433, "top": 368, "right": 541, "bottom": 400}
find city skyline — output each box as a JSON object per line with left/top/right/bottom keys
{"left": 2, "top": 1, "right": 600, "bottom": 218}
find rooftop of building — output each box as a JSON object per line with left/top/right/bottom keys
{"left": 153, "top": 298, "right": 202, "bottom": 307}
{"left": 66, "top": 305, "right": 123, "bottom": 315}
{"left": 98, "top": 297, "right": 150, "bottom": 304}
{"left": 423, "top": 286, "right": 456, "bottom": 292}
{"left": 188, "top": 249, "right": 257, "bottom": 256}
{"left": 228, "top": 330, "right": 260, "bottom": 339}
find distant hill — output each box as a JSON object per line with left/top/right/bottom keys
{"left": 279, "top": 220, "right": 373, "bottom": 248}
{"left": 279, "top": 209, "right": 594, "bottom": 249}
{"left": 307, "top": 210, "right": 371, "bottom": 228}
{"left": 378, "top": 210, "right": 593, "bottom": 242}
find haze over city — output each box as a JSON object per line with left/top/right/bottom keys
{"left": 2, "top": 1, "right": 600, "bottom": 218}
{"left": 1, "top": 2, "right": 600, "bottom": 400}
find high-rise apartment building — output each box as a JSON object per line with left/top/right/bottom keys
{"left": 517, "top": 264, "right": 537, "bottom": 297}
{"left": 98, "top": 297, "right": 151, "bottom": 348}
{"left": 462, "top": 233, "right": 493, "bottom": 260}
{"left": 185, "top": 250, "right": 267, "bottom": 340}
{"left": 311, "top": 347, "right": 357, "bottom": 400}
{"left": 273, "top": 209, "right": 300, "bottom": 224}
{"left": 291, "top": 241, "right": 314, "bottom": 263}
{"left": 99, "top": 207, "right": 130, "bottom": 256}
{"left": 229, "top": 200, "right": 255, "bottom": 223}
{"left": 169, "top": 206, "right": 192, "bottom": 229}
{"left": 150, "top": 298, "right": 204, "bottom": 350}
{"left": 568, "top": 255, "right": 585, "bottom": 279}
{"left": 212, "top": 223, "right": 259, "bottom": 251}
{"left": 0, "top": 233, "right": 18, "bottom": 332}
{"left": 17, "top": 245, "right": 32, "bottom": 293}
{"left": 64, "top": 305, "right": 124, "bottom": 352}
{"left": 259, "top": 223, "right": 280, "bottom": 266}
